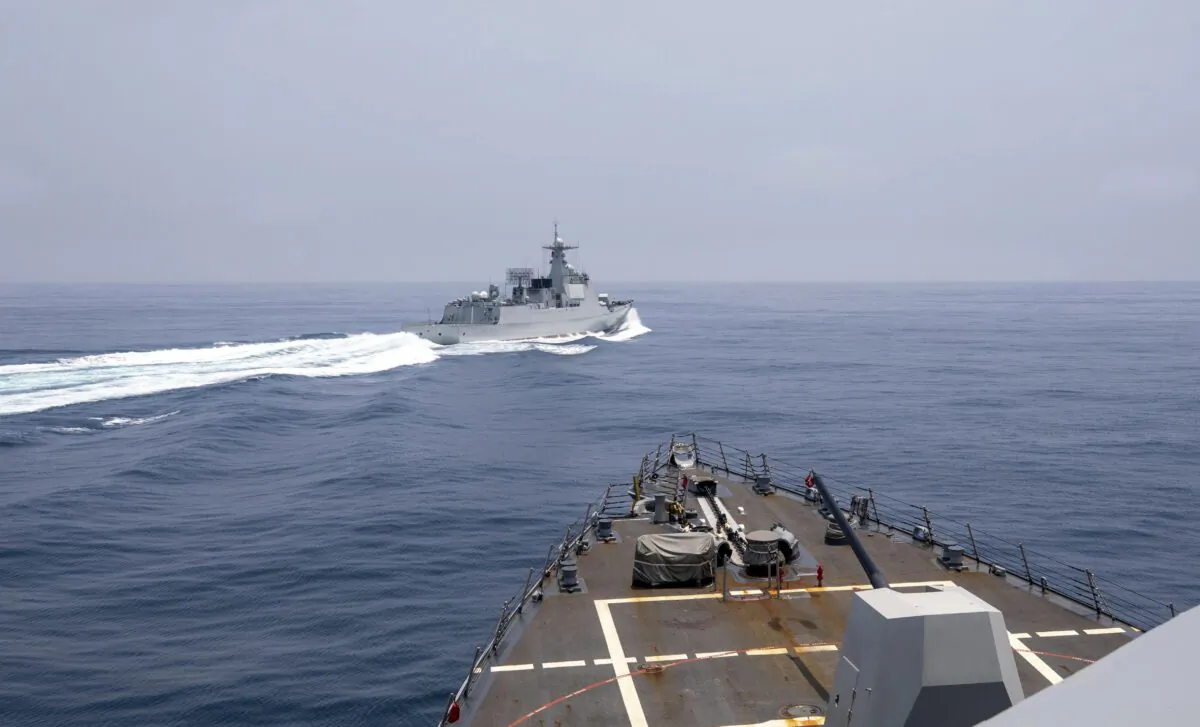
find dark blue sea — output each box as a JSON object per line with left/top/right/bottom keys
{"left": 2, "top": 282, "right": 1198, "bottom": 726}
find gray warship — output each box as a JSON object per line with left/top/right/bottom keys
{"left": 435, "top": 434, "right": 1194, "bottom": 726}
{"left": 404, "top": 225, "right": 634, "bottom": 345}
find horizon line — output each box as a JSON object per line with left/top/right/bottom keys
{"left": 1, "top": 279, "right": 1199, "bottom": 286}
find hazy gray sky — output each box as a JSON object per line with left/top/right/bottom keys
{"left": 1, "top": 1, "right": 1197, "bottom": 282}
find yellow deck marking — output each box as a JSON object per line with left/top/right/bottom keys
{"left": 643, "top": 653, "right": 688, "bottom": 662}
{"left": 1036, "top": 629, "right": 1079, "bottom": 638}
{"left": 602, "top": 580, "right": 956, "bottom": 605}
{"left": 696, "top": 650, "right": 738, "bottom": 659}
{"left": 795, "top": 644, "right": 839, "bottom": 653}
{"left": 744, "top": 647, "right": 790, "bottom": 656}
{"left": 602, "top": 593, "right": 722, "bottom": 605}
{"left": 1008, "top": 633, "right": 1063, "bottom": 685}
{"left": 719, "top": 718, "right": 825, "bottom": 726}
{"left": 779, "top": 580, "right": 956, "bottom": 596}
{"left": 1084, "top": 627, "right": 1126, "bottom": 635}
{"left": 595, "top": 600, "right": 649, "bottom": 727}
{"left": 542, "top": 660, "right": 587, "bottom": 669}
{"left": 781, "top": 584, "right": 871, "bottom": 594}
{"left": 490, "top": 664, "right": 534, "bottom": 672}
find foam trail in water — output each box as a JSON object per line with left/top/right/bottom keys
{"left": 0, "top": 307, "right": 651, "bottom": 416}
{"left": 0, "top": 333, "right": 440, "bottom": 416}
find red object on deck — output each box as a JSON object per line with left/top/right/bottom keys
{"left": 447, "top": 702, "right": 460, "bottom": 723}
{"left": 817, "top": 564, "right": 824, "bottom": 587}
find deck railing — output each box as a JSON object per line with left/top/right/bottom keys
{"left": 436, "top": 481, "right": 635, "bottom": 726}
{"left": 674, "top": 433, "right": 1180, "bottom": 633}
{"left": 438, "top": 433, "right": 1181, "bottom": 725}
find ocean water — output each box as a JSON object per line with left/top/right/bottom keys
{"left": 1, "top": 282, "right": 1198, "bottom": 726}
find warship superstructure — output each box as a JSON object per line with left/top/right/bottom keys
{"left": 435, "top": 434, "right": 1192, "bottom": 726}
{"left": 404, "top": 225, "right": 634, "bottom": 345}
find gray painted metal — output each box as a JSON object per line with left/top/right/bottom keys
{"left": 402, "top": 224, "right": 634, "bottom": 344}
{"left": 825, "top": 586, "right": 1024, "bottom": 727}
{"left": 979, "top": 600, "right": 1200, "bottom": 726}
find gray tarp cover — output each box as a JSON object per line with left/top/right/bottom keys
{"left": 632, "top": 532, "right": 716, "bottom": 587}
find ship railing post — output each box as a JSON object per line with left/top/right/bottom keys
{"left": 966, "top": 522, "right": 980, "bottom": 569}
{"left": 541, "top": 543, "right": 556, "bottom": 578}
{"left": 516, "top": 568, "right": 536, "bottom": 614}
{"left": 1019, "top": 544, "right": 1032, "bottom": 584}
{"left": 868, "top": 488, "right": 880, "bottom": 526}
{"left": 441, "top": 690, "right": 457, "bottom": 725}
{"left": 718, "top": 441, "right": 729, "bottom": 475}
{"left": 1085, "top": 568, "right": 1107, "bottom": 616}
{"left": 760, "top": 454, "right": 770, "bottom": 481}
{"left": 1170, "top": 602, "right": 1177, "bottom": 618}
{"left": 922, "top": 507, "right": 934, "bottom": 543}
{"left": 491, "top": 599, "right": 512, "bottom": 653}
{"left": 463, "top": 645, "right": 482, "bottom": 698}
{"left": 691, "top": 433, "right": 699, "bottom": 464}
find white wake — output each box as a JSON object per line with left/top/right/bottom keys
{"left": 0, "top": 308, "right": 651, "bottom": 416}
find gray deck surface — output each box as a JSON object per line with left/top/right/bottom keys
{"left": 461, "top": 467, "right": 1136, "bottom": 726}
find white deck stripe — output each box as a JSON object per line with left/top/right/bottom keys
{"left": 1084, "top": 627, "right": 1126, "bottom": 635}
{"left": 744, "top": 647, "right": 789, "bottom": 656}
{"left": 490, "top": 664, "right": 534, "bottom": 672}
{"left": 1009, "top": 633, "right": 1063, "bottom": 685}
{"left": 1036, "top": 630, "right": 1079, "bottom": 638}
{"left": 483, "top": 645, "right": 838, "bottom": 673}
{"left": 595, "top": 601, "right": 649, "bottom": 727}
{"left": 1008, "top": 632, "right": 1031, "bottom": 640}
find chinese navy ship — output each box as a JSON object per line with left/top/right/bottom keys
{"left": 403, "top": 225, "right": 634, "bottom": 345}
{"left": 435, "top": 434, "right": 1194, "bottom": 726}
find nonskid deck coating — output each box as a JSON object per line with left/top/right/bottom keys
{"left": 461, "top": 468, "right": 1135, "bottom": 726}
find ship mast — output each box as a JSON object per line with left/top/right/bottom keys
{"left": 543, "top": 221, "right": 578, "bottom": 305}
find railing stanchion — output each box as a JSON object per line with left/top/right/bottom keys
{"left": 516, "top": 568, "right": 535, "bottom": 613}
{"left": 1085, "top": 569, "right": 1107, "bottom": 617}
{"left": 464, "top": 645, "right": 482, "bottom": 697}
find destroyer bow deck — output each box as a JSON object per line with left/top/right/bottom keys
{"left": 437, "top": 435, "right": 1180, "bottom": 726}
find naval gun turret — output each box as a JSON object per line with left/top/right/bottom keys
{"left": 808, "top": 473, "right": 1025, "bottom": 727}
